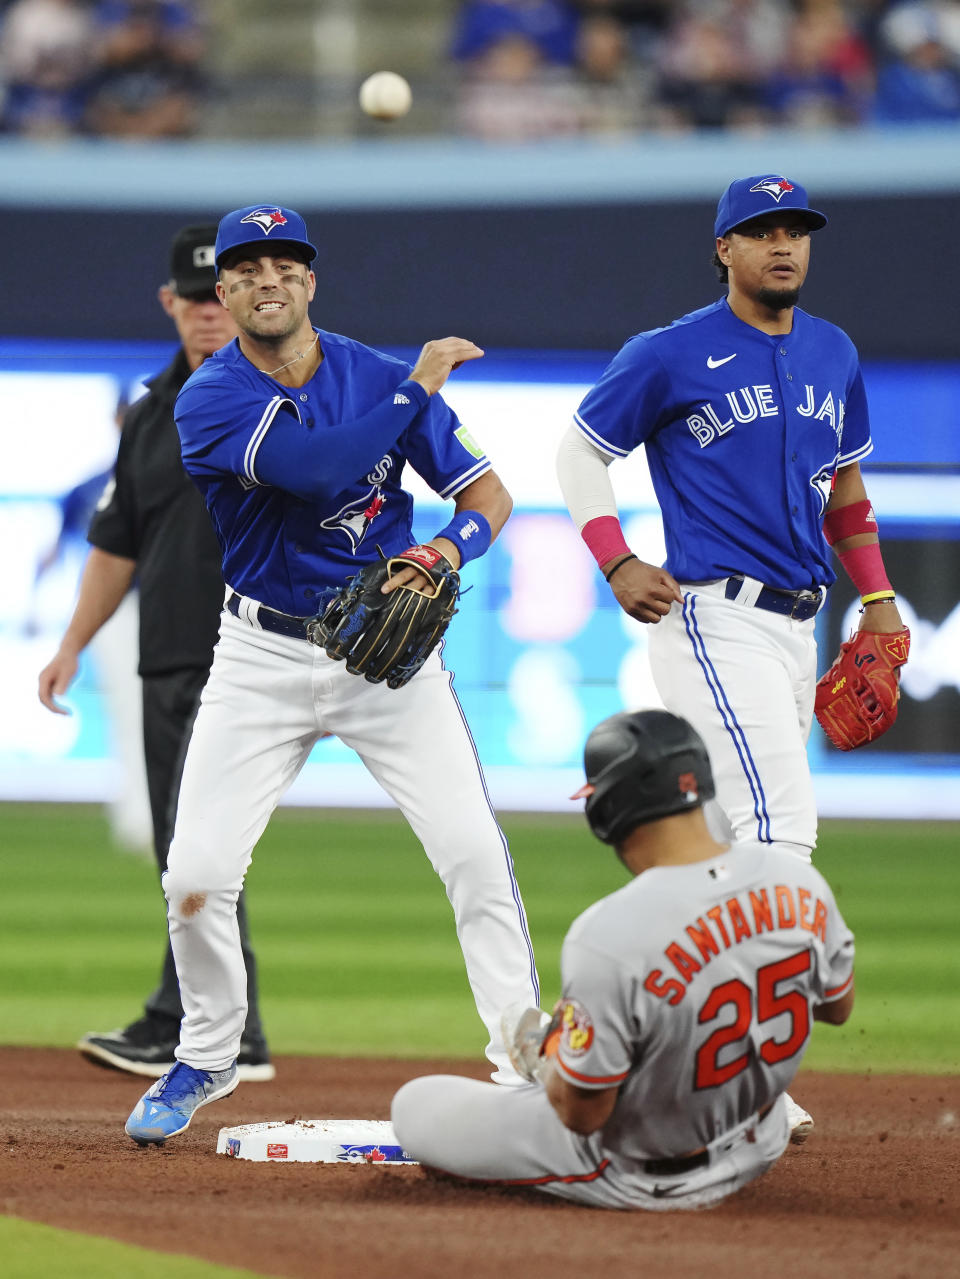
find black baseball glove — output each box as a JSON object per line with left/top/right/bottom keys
{"left": 306, "top": 546, "right": 459, "bottom": 689}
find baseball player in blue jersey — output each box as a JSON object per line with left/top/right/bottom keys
{"left": 557, "top": 174, "right": 906, "bottom": 859}
{"left": 556, "top": 175, "right": 905, "bottom": 1140}
{"left": 124, "top": 203, "right": 540, "bottom": 1145}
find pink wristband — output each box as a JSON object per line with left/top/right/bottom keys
{"left": 823, "top": 499, "right": 877, "bottom": 546}
{"left": 581, "top": 516, "right": 631, "bottom": 570}
{"left": 836, "top": 541, "right": 892, "bottom": 597}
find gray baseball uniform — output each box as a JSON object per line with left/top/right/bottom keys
{"left": 392, "top": 839, "right": 854, "bottom": 1210}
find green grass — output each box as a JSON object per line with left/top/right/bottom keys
{"left": 1, "top": 805, "right": 958, "bottom": 1072}
{"left": 0, "top": 1218, "right": 265, "bottom": 1279}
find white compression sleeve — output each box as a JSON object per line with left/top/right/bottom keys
{"left": 555, "top": 422, "right": 619, "bottom": 531}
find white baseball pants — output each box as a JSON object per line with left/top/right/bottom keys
{"left": 391, "top": 1076, "right": 790, "bottom": 1211}
{"left": 648, "top": 581, "right": 819, "bottom": 854}
{"left": 163, "top": 609, "right": 539, "bottom": 1078}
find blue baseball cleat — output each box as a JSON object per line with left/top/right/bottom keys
{"left": 125, "top": 1061, "right": 239, "bottom": 1145}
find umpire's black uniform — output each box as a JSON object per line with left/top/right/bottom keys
{"left": 87, "top": 349, "right": 268, "bottom": 1059}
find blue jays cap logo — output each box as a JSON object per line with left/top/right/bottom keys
{"left": 215, "top": 203, "right": 318, "bottom": 268}
{"left": 240, "top": 207, "right": 290, "bottom": 235}
{"left": 749, "top": 176, "right": 795, "bottom": 203}
{"left": 714, "top": 174, "right": 828, "bottom": 238}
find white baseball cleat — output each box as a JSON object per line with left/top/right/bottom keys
{"left": 785, "top": 1092, "right": 814, "bottom": 1143}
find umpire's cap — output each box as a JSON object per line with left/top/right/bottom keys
{"left": 573, "top": 710, "right": 715, "bottom": 846}
{"left": 168, "top": 225, "right": 218, "bottom": 297}
{"left": 214, "top": 204, "right": 318, "bottom": 270}
{"left": 715, "top": 175, "right": 828, "bottom": 239}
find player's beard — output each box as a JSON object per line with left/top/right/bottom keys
{"left": 246, "top": 308, "right": 302, "bottom": 346}
{"left": 757, "top": 284, "right": 801, "bottom": 311}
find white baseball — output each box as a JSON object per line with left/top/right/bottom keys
{"left": 359, "top": 71, "right": 412, "bottom": 121}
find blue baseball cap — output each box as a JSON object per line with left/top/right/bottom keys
{"left": 214, "top": 204, "right": 318, "bottom": 270}
{"left": 714, "top": 175, "right": 828, "bottom": 239}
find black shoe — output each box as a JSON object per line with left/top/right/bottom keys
{"left": 235, "top": 1041, "right": 276, "bottom": 1082}
{"left": 78, "top": 1019, "right": 276, "bottom": 1082}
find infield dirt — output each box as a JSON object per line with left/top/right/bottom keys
{"left": 1, "top": 1047, "right": 957, "bottom": 1279}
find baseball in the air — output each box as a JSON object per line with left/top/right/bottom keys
{"left": 359, "top": 71, "right": 412, "bottom": 121}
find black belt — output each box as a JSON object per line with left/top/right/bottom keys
{"left": 226, "top": 590, "right": 313, "bottom": 640}
{"left": 724, "top": 575, "right": 823, "bottom": 621}
{"left": 642, "top": 1148, "right": 710, "bottom": 1177}
{"left": 641, "top": 1100, "right": 776, "bottom": 1177}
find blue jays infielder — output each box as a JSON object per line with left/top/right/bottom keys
{"left": 124, "top": 204, "right": 539, "bottom": 1144}
{"left": 556, "top": 175, "right": 905, "bottom": 1140}
{"left": 557, "top": 175, "right": 905, "bottom": 858}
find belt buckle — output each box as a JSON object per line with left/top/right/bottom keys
{"left": 791, "top": 588, "right": 821, "bottom": 619}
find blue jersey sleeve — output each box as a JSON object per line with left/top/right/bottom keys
{"left": 402, "top": 393, "right": 491, "bottom": 500}
{"left": 573, "top": 336, "right": 673, "bottom": 458}
{"left": 175, "top": 374, "right": 300, "bottom": 483}
{"left": 837, "top": 366, "right": 873, "bottom": 466}
{"left": 250, "top": 379, "right": 429, "bottom": 503}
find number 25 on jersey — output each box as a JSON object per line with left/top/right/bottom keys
{"left": 695, "top": 950, "right": 812, "bottom": 1089}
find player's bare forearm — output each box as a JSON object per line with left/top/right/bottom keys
{"left": 605, "top": 556, "right": 683, "bottom": 624}
{"left": 455, "top": 470, "right": 512, "bottom": 542}
{"left": 545, "top": 1066, "right": 619, "bottom": 1135}
{"left": 38, "top": 548, "right": 136, "bottom": 713}
{"left": 813, "top": 984, "right": 855, "bottom": 1025}
{"left": 425, "top": 470, "right": 511, "bottom": 572}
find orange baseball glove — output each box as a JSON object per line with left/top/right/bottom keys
{"left": 815, "top": 627, "right": 911, "bottom": 751}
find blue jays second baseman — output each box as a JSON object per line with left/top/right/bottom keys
{"left": 124, "top": 203, "right": 540, "bottom": 1144}
{"left": 556, "top": 175, "right": 906, "bottom": 858}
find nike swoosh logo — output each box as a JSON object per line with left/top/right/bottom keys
{"left": 707, "top": 354, "right": 737, "bottom": 369}
{"left": 652, "top": 1182, "right": 688, "bottom": 1198}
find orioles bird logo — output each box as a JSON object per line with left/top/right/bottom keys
{"left": 239, "top": 207, "right": 289, "bottom": 235}
{"left": 749, "top": 177, "right": 795, "bottom": 203}
{"left": 677, "top": 771, "right": 699, "bottom": 801}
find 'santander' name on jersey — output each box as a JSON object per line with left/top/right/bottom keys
{"left": 643, "top": 883, "right": 828, "bottom": 1006}
{"left": 687, "top": 383, "right": 845, "bottom": 449}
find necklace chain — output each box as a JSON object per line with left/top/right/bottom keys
{"left": 259, "top": 332, "right": 319, "bottom": 378}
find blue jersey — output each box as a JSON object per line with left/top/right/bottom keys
{"left": 175, "top": 329, "right": 490, "bottom": 616}
{"left": 574, "top": 299, "right": 873, "bottom": 591}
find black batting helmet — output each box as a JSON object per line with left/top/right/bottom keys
{"left": 576, "top": 710, "right": 715, "bottom": 845}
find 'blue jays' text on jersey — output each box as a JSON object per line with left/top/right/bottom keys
{"left": 574, "top": 299, "right": 873, "bottom": 591}
{"left": 175, "top": 329, "right": 490, "bottom": 615}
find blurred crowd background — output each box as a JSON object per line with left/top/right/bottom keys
{"left": 2, "top": 0, "right": 959, "bottom": 142}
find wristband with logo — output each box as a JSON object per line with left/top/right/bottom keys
{"left": 435, "top": 509, "right": 492, "bottom": 566}
{"left": 823, "top": 499, "right": 877, "bottom": 545}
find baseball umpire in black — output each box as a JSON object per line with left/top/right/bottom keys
{"left": 38, "top": 226, "right": 274, "bottom": 1081}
